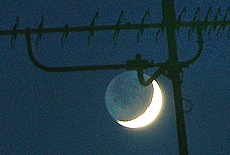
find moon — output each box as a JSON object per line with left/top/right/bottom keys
{"left": 105, "top": 71, "right": 163, "bottom": 129}
{"left": 117, "top": 80, "right": 162, "bottom": 128}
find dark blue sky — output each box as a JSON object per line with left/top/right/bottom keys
{"left": 1, "top": 0, "right": 229, "bottom": 154}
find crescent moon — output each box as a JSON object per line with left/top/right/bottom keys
{"left": 117, "top": 80, "right": 163, "bottom": 128}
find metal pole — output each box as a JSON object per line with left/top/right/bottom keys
{"left": 162, "top": 0, "right": 188, "bottom": 154}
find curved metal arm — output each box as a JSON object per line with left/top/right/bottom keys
{"left": 136, "top": 24, "right": 204, "bottom": 86}
{"left": 180, "top": 24, "right": 204, "bottom": 67}
{"left": 25, "top": 28, "right": 127, "bottom": 72}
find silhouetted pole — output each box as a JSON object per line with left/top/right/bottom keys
{"left": 162, "top": 0, "right": 188, "bottom": 155}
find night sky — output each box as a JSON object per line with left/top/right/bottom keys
{"left": 1, "top": 0, "right": 229, "bottom": 154}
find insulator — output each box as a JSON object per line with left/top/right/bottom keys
{"left": 113, "top": 10, "right": 124, "bottom": 44}
{"left": 10, "top": 17, "right": 20, "bottom": 48}
{"left": 193, "top": 7, "right": 200, "bottom": 22}
{"left": 215, "top": 6, "right": 230, "bottom": 37}
{"left": 208, "top": 8, "right": 221, "bottom": 35}
{"left": 36, "top": 14, "right": 44, "bottom": 48}
{"left": 203, "top": 7, "right": 212, "bottom": 31}
{"left": 137, "top": 10, "right": 150, "bottom": 42}
{"left": 155, "top": 19, "right": 165, "bottom": 42}
{"left": 88, "top": 12, "right": 99, "bottom": 46}
{"left": 204, "top": 7, "right": 212, "bottom": 22}
{"left": 155, "top": 29, "right": 163, "bottom": 42}
{"left": 223, "top": 6, "right": 230, "bottom": 20}
{"left": 177, "top": 7, "right": 186, "bottom": 32}
{"left": 61, "top": 24, "right": 69, "bottom": 47}
{"left": 188, "top": 7, "right": 200, "bottom": 41}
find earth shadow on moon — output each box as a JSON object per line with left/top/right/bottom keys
{"left": 105, "top": 71, "right": 153, "bottom": 121}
